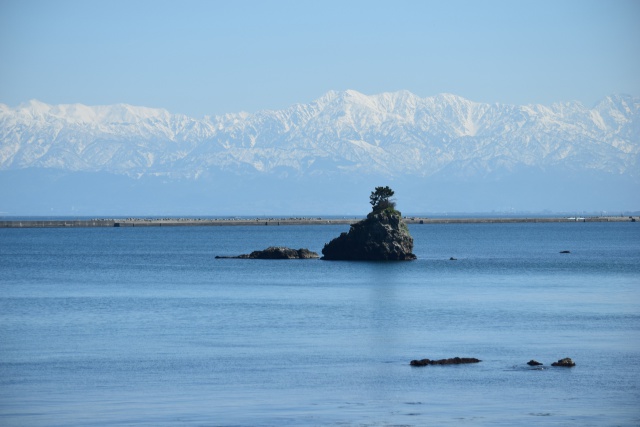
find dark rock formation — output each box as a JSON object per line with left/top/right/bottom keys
{"left": 527, "top": 360, "right": 543, "bottom": 366}
{"left": 216, "top": 246, "right": 319, "bottom": 259}
{"left": 410, "top": 357, "right": 481, "bottom": 366}
{"left": 321, "top": 208, "right": 416, "bottom": 261}
{"left": 551, "top": 357, "right": 576, "bottom": 367}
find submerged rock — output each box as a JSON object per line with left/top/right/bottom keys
{"left": 216, "top": 246, "right": 319, "bottom": 259}
{"left": 410, "top": 357, "right": 481, "bottom": 366}
{"left": 527, "top": 360, "right": 543, "bottom": 366}
{"left": 551, "top": 357, "right": 576, "bottom": 367}
{"left": 321, "top": 208, "right": 416, "bottom": 261}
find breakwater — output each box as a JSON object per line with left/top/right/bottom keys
{"left": 0, "top": 216, "right": 635, "bottom": 228}
{"left": 0, "top": 220, "right": 116, "bottom": 228}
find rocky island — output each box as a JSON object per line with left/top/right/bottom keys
{"left": 321, "top": 186, "right": 416, "bottom": 261}
{"left": 216, "top": 246, "right": 319, "bottom": 259}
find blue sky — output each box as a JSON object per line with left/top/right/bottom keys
{"left": 1, "top": 0, "right": 638, "bottom": 117}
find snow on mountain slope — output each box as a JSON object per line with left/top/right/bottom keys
{"left": 0, "top": 91, "right": 638, "bottom": 180}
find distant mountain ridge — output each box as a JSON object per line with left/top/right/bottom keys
{"left": 1, "top": 90, "right": 638, "bottom": 215}
{"left": 1, "top": 90, "right": 638, "bottom": 180}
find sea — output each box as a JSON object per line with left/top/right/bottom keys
{"left": 1, "top": 222, "right": 639, "bottom": 426}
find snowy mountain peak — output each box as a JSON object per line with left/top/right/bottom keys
{"left": 10, "top": 99, "right": 175, "bottom": 125}
{"left": 0, "top": 90, "right": 638, "bottom": 181}
{"left": 17, "top": 99, "right": 53, "bottom": 118}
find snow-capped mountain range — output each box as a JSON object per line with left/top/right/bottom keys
{"left": 1, "top": 90, "right": 638, "bottom": 180}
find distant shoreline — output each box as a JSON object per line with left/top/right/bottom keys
{"left": 0, "top": 216, "right": 636, "bottom": 228}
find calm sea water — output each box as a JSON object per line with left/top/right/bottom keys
{"left": 1, "top": 222, "right": 639, "bottom": 426}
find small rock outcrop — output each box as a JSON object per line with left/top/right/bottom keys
{"left": 216, "top": 246, "right": 319, "bottom": 259}
{"left": 322, "top": 208, "right": 416, "bottom": 261}
{"left": 527, "top": 360, "right": 543, "bottom": 366}
{"left": 551, "top": 357, "right": 576, "bottom": 367}
{"left": 410, "top": 357, "right": 481, "bottom": 366}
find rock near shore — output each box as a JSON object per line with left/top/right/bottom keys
{"left": 551, "top": 357, "right": 576, "bottom": 367}
{"left": 216, "top": 246, "right": 319, "bottom": 259}
{"left": 321, "top": 208, "right": 416, "bottom": 261}
{"left": 410, "top": 357, "right": 481, "bottom": 366}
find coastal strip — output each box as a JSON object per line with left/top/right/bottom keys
{"left": 0, "top": 216, "right": 636, "bottom": 228}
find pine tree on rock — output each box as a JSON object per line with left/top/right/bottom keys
{"left": 369, "top": 186, "right": 396, "bottom": 212}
